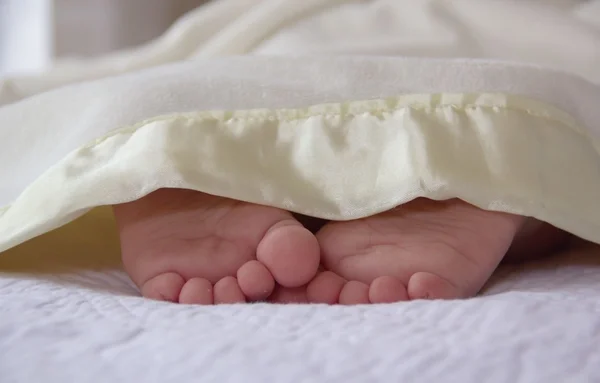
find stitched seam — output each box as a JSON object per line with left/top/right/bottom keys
{"left": 80, "top": 103, "right": 583, "bottom": 149}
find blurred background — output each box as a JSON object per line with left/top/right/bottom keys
{"left": 1, "top": 0, "right": 598, "bottom": 81}
{"left": 0, "top": 0, "right": 209, "bottom": 75}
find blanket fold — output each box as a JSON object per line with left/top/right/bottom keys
{"left": 1, "top": 0, "right": 599, "bottom": 255}
{"left": 1, "top": 56, "right": 600, "bottom": 253}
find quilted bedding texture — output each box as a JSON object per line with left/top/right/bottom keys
{"left": 2, "top": 0, "right": 600, "bottom": 382}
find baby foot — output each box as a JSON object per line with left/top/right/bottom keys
{"left": 113, "top": 189, "right": 320, "bottom": 304}
{"left": 305, "top": 198, "right": 538, "bottom": 304}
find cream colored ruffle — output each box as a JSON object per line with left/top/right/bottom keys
{"left": 1, "top": 92, "right": 599, "bottom": 253}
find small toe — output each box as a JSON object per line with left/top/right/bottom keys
{"left": 339, "top": 281, "right": 370, "bottom": 305}
{"left": 214, "top": 276, "right": 246, "bottom": 304}
{"left": 141, "top": 272, "right": 185, "bottom": 302}
{"left": 269, "top": 285, "right": 308, "bottom": 304}
{"left": 369, "top": 276, "right": 408, "bottom": 303}
{"left": 306, "top": 271, "right": 346, "bottom": 304}
{"left": 257, "top": 220, "right": 321, "bottom": 288}
{"left": 179, "top": 278, "right": 214, "bottom": 305}
{"left": 237, "top": 260, "right": 275, "bottom": 301}
{"left": 407, "top": 272, "right": 463, "bottom": 300}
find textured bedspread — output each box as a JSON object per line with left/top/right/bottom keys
{"left": 1, "top": 211, "right": 599, "bottom": 382}
{"left": 2, "top": 241, "right": 600, "bottom": 382}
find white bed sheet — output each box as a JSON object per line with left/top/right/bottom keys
{"left": 2, "top": 1, "right": 600, "bottom": 382}
{"left": 2, "top": 238, "right": 600, "bottom": 382}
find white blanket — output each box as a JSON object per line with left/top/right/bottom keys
{"left": 2, "top": 1, "right": 600, "bottom": 382}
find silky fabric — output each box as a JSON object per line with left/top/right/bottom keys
{"left": 0, "top": 56, "right": 600, "bottom": 253}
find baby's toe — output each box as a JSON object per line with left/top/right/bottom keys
{"left": 339, "top": 281, "right": 370, "bottom": 305}
{"left": 214, "top": 276, "right": 246, "bottom": 304}
{"left": 369, "top": 276, "right": 408, "bottom": 303}
{"left": 407, "top": 272, "right": 464, "bottom": 300}
{"left": 257, "top": 220, "right": 320, "bottom": 288}
{"left": 141, "top": 272, "right": 186, "bottom": 303}
{"left": 306, "top": 271, "right": 346, "bottom": 304}
{"left": 268, "top": 285, "right": 309, "bottom": 304}
{"left": 237, "top": 260, "right": 275, "bottom": 301}
{"left": 306, "top": 272, "right": 407, "bottom": 305}
{"left": 179, "top": 278, "right": 214, "bottom": 304}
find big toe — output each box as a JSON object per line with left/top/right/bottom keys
{"left": 257, "top": 219, "right": 321, "bottom": 288}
